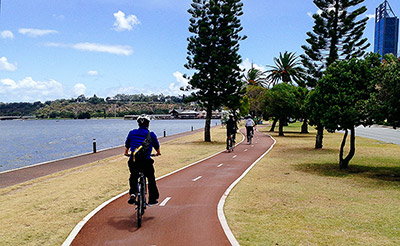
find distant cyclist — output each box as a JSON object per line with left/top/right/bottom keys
{"left": 245, "top": 114, "right": 255, "bottom": 143}
{"left": 226, "top": 114, "right": 237, "bottom": 143}
{"left": 124, "top": 115, "right": 161, "bottom": 206}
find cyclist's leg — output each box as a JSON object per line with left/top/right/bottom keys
{"left": 226, "top": 131, "right": 231, "bottom": 150}
{"left": 128, "top": 158, "right": 139, "bottom": 195}
{"left": 143, "top": 159, "right": 159, "bottom": 203}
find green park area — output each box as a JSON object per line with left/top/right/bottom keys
{"left": 1, "top": 123, "right": 399, "bottom": 245}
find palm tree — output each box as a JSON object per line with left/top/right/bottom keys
{"left": 266, "top": 51, "right": 308, "bottom": 133}
{"left": 266, "top": 51, "right": 305, "bottom": 87}
{"left": 243, "top": 66, "right": 267, "bottom": 87}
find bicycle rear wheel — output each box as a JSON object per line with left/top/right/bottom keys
{"left": 136, "top": 184, "right": 143, "bottom": 228}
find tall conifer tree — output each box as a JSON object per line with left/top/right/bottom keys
{"left": 301, "top": 0, "right": 370, "bottom": 149}
{"left": 185, "top": 0, "right": 246, "bottom": 142}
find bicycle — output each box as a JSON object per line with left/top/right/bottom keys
{"left": 125, "top": 151, "right": 155, "bottom": 228}
{"left": 226, "top": 133, "right": 235, "bottom": 152}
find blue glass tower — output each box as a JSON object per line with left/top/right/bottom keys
{"left": 374, "top": 0, "right": 399, "bottom": 57}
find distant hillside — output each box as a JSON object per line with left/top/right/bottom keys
{"left": 0, "top": 94, "right": 191, "bottom": 119}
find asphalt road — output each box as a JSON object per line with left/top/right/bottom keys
{"left": 355, "top": 125, "right": 400, "bottom": 145}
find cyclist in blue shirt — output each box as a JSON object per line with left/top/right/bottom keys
{"left": 124, "top": 115, "right": 161, "bottom": 206}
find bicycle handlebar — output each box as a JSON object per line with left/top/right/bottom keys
{"left": 124, "top": 153, "right": 160, "bottom": 157}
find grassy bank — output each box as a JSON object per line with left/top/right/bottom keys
{"left": 0, "top": 127, "right": 228, "bottom": 246}
{"left": 225, "top": 123, "right": 400, "bottom": 246}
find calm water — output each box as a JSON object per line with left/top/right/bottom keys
{"left": 0, "top": 119, "right": 219, "bottom": 172}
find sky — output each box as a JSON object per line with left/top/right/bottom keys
{"left": 0, "top": 0, "right": 399, "bottom": 103}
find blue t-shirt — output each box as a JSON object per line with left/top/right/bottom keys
{"left": 125, "top": 127, "right": 160, "bottom": 159}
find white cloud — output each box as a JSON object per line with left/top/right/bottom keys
{"left": 113, "top": 11, "right": 140, "bottom": 32}
{"left": 168, "top": 71, "right": 190, "bottom": 95}
{"left": 52, "top": 14, "right": 65, "bottom": 20}
{"left": 46, "top": 42, "right": 133, "bottom": 56}
{"left": 0, "top": 77, "right": 64, "bottom": 102}
{"left": 239, "top": 58, "right": 266, "bottom": 73}
{"left": 104, "top": 72, "right": 192, "bottom": 97}
{"left": 73, "top": 83, "right": 87, "bottom": 96}
{"left": 366, "top": 14, "right": 375, "bottom": 20}
{"left": 0, "top": 57, "right": 17, "bottom": 71}
{"left": 88, "top": 70, "right": 99, "bottom": 76}
{"left": 1, "top": 30, "right": 14, "bottom": 39}
{"left": 19, "top": 28, "right": 58, "bottom": 37}
{"left": 308, "top": 9, "right": 322, "bottom": 18}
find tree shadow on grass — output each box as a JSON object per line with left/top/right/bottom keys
{"left": 296, "top": 163, "right": 400, "bottom": 183}
{"left": 268, "top": 132, "right": 315, "bottom": 138}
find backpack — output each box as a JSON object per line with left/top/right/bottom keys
{"left": 133, "top": 131, "right": 152, "bottom": 160}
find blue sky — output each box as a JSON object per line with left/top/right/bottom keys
{"left": 0, "top": 0, "right": 398, "bottom": 103}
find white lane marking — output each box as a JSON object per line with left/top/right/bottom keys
{"left": 192, "top": 176, "right": 202, "bottom": 182}
{"left": 217, "top": 163, "right": 223, "bottom": 168}
{"left": 159, "top": 197, "right": 171, "bottom": 207}
{"left": 232, "top": 155, "right": 237, "bottom": 159}
{"left": 244, "top": 149, "right": 248, "bottom": 152}
{"left": 251, "top": 145, "right": 255, "bottom": 147}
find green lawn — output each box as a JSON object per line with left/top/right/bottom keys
{"left": 225, "top": 122, "right": 400, "bottom": 246}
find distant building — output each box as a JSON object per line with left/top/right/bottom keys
{"left": 169, "top": 109, "right": 199, "bottom": 119}
{"left": 374, "top": 0, "right": 399, "bottom": 57}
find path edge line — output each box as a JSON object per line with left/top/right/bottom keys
{"left": 217, "top": 132, "right": 276, "bottom": 246}
{"left": 62, "top": 131, "right": 245, "bottom": 246}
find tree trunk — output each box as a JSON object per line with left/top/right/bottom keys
{"left": 301, "top": 118, "right": 309, "bottom": 133}
{"left": 278, "top": 116, "right": 285, "bottom": 136}
{"left": 315, "top": 123, "right": 324, "bottom": 149}
{"left": 339, "top": 127, "right": 356, "bottom": 169}
{"left": 204, "top": 106, "right": 212, "bottom": 142}
{"left": 269, "top": 117, "right": 277, "bottom": 132}
{"left": 339, "top": 129, "right": 348, "bottom": 168}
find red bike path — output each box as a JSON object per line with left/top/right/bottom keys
{"left": 65, "top": 128, "right": 275, "bottom": 246}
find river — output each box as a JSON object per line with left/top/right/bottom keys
{"left": 0, "top": 119, "right": 220, "bottom": 172}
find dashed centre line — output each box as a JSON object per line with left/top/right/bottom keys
{"left": 192, "top": 176, "right": 202, "bottom": 182}
{"left": 159, "top": 197, "right": 171, "bottom": 207}
{"left": 244, "top": 149, "right": 248, "bottom": 152}
{"left": 217, "top": 163, "right": 223, "bottom": 168}
{"left": 232, "top": 155, "right": 237, "bottom": 159}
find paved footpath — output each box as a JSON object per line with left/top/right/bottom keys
{"left": 66, "top": 128, "right": 275, "bottom": 246}
{"left": 0, "top": 128, "right": 206, "bottom": 189}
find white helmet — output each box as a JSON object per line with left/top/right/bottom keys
{"left": 137, "top": 114, "right": 150, "bottom": 125}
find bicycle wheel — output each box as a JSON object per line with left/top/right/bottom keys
{"left": 226, "top": 137, "right": 231, "bottom": 152}
{"left": 140, "top": 178, "right": 146, "bottom": 215}
{"left": 136, "top": 184, "right": 143, "bottom": 228}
